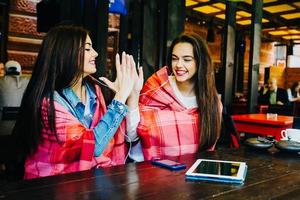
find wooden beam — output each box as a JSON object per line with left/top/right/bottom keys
{"left": 142, "top": 0, "right": 159, "bottom": 79}
{"left": 247, "top": 0, "right": 263, "bottom": 113}
{"left": 220, "top": 1, "right": 236, "bottom": 108}
{"left": 0, "top": 0, "right": 8, "bottom": 61}
{"left": 271, "top": 8, "right": 300, "bottom": 16}
{"left": 94, "top": 0, "right": 109, "bottom": 78}
{"left": 261, "top": 19, "right": 300, "bottom": 29}
{"left": 119, "top": 0, "right": 129, "bottom": 53}
{"left": 187, "top": 0, "right": 223, "bottom": 9}
{"left": 185, "top": 9, "right": 224, "bottom": 27}
{"left": 263, "top": 0, "right": 300, "bottom": 7}
{"left": 261, "top": 33, "right": 287, "bottom": 43}
{"left": 166, "top": 0, "right": 185, "bottom": 58}
{"left": 238, "top": 2, "right": 288, "bottom": 27}
{"left": 8, "top": 36, "right": 42, "bottom": 45}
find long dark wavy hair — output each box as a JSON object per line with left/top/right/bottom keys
{"left": 167, "top": 32, "right": 222, "bottom": 150}
{"left": 13, "top": 25, "right": 88, "bottom": 159}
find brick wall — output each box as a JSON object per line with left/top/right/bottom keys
{"left": 6, "top": 0, "right": 120, "bottom": 75}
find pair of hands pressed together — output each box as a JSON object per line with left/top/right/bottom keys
{"left": 100, "top": 52, "right": 144, "bottom": 109}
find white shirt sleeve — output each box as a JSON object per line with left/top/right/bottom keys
{"left": 287, "top": 88, "right": 293, "bottom": 101}
{"left": 125, "top": 107, "right": 140, "bottom": 142}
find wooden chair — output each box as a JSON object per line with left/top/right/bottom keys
{"left": 292, "top": 102, "right": 300, "bottom": 117}
{"left": 217, "top": 109, "right": 240, "bottom": 148}
{"left": 267, "top": 105, "right": 294, "bottom": 116}
{"left": 292, "top": 117, "right": 300, "bottom": 129}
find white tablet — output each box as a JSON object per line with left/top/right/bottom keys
{"left": 185, "top": 159, "right": 247, "bottom": 183}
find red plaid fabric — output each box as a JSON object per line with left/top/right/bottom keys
{"left": 24, "top": 82, "right": 126, "bottom": 179}
{"left": 137, "top": 67, "right": 201, "bottom": 160}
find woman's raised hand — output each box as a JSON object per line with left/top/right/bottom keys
{"left": 126, "top": 61, "right": 143, "bottom": 110}
{"left": 99, "top": 52, "right": 142, "bottom": 104}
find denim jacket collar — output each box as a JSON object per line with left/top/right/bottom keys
{"left": 61, "top": 82, "right": 96, "bottom": 109}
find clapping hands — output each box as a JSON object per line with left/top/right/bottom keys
{"left": 99, "top": 52, "right": 143, "bottom": 105}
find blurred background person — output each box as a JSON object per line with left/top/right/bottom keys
{"left": 258, "top": 77, "right": 289, "bottom": 106}
{"left": 287, "top": 81, "right": 300, "bottom": 103}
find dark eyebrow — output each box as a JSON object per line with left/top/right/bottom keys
{"left": 172, "top": 54, "right": 194, "bottom": 59}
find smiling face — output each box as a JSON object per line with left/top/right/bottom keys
{"left": 83, "top": 35, "right": 98, "bottom": 77}
{"left": 171, "top": 42, "right": 197, "bottom": 84}
{"left": 268, "top": 78, "right": 277, "bottom": 92}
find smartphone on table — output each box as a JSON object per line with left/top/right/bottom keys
{"left": 151, "top": 159, "right": 186, "bottom": 171}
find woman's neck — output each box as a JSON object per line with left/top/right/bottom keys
{"left": 72, "top": 78, "right": 86, "bottom": 104}
{"left": 175, "top": 80, "right": 195, "bottom": 97}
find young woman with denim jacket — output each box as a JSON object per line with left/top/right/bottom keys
{"left": 13, "top": 25, "right": 143, "bottom": 179}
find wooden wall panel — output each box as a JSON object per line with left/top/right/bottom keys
{"left": 286, "top": 68, "right": 300, "bottom": 88}
{"left": 7, "top": 36, "right": 42, "bottom": 52}
{"left": 9, "top": 14, "right": 43, "bottom": 38}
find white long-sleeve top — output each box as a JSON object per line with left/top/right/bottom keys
{"left": 125, "top": 76, "right": 198, "bottom": 162}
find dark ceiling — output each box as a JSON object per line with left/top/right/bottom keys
{"left": 185, "top": 0, "right": 300, "bottom": 43}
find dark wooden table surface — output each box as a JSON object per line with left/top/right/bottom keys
{"left": 1, "top": 146, "right": 300, "bottom": 200}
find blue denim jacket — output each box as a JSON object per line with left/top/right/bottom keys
{"left": 54, "top": 82, "right": 128, "bottom": 157}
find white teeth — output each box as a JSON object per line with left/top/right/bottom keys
{"left": 176, "top": 71, "right": 187, "bottom": 75}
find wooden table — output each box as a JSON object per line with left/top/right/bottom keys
{"left": 1, "top": 147, "right": 300, "bottom": 200}
{"left": 232, "top": 114, "right": 294, "bottom": 141}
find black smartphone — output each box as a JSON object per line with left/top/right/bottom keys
{"left": 151, "top": 159, "right": 186, "bottom": 171}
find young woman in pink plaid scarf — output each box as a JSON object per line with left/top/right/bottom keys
{"left": 12, "top": 25, "right": 143, "bottom": 179}
{"left": 127, "top": 33, "right": 231, "bottom": 161}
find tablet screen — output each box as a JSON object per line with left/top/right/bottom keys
{"left": 192, "top": 160, "right": 240, "bottom": 177}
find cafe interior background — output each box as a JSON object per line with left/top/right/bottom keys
{"left": 0, "top": 0, "right": 300, "bottom": 114}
